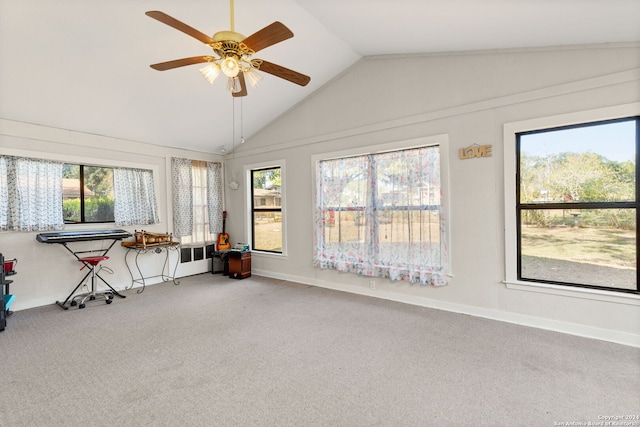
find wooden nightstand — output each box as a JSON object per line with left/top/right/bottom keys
{"left": 228, "top": 251, "right": 251, "bottom": 279}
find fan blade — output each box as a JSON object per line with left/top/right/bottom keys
{"left": 232, "top": 72, "right": 248, "bottom": 97}
{"left": 256, "top": 60, "right": 310, "bottom": 86}
{"left": 150, "top": 56, "right": 212, "bottom": 71}
{"left": 146, "top": 11, "right": 214, "bottom": 45}
{"left": 242, "top": 22, "right": 293, "bottom": 53}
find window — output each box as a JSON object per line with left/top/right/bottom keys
{"left": 175, "top": 160, "right": 223, "bottom": 246}
{"left": 516, "top": 117, "right": 639, "bottom": 294}
{"left": 250, "top": 167, "right": 283, "bottom": 253}
{"left": 314, "top": 145, "right": 448, "bottom": 286}
{"left": 63, "top": 164, "right": 114, "bottom": 223}
{"left": 1, "top": 156, "right": 157, "bottom": 230}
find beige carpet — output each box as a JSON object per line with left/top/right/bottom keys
{"left": 1, "top": 273, "right": 638, "bottom": 426}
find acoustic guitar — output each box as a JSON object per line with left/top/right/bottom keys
{"left": 217, "top": 211, "right": 231, "bottom": 251}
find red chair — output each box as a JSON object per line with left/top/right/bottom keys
{"left": 72, "top": 256, "right": 114, "bottom": 309}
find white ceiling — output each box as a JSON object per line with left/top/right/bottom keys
{"left": 1, "top": 0, "right": 639, "bottom": 154}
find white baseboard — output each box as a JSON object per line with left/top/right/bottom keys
{"left": 253, "top": 268, "right": 640, "bottom": 348}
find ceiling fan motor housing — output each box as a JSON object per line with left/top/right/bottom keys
{"left": 212, "top": 31, "right": 253, "bottom": 59}
{"left": 210, "top": 31, "right": 257, "bottom": 78}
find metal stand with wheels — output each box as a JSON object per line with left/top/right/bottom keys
{"left": 55, "top": 241, "right": 126, "bottom": 310}
{"left": 70, "top": 256, "right": 114, "bottom": 309}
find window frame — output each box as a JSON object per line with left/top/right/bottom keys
{"left": 516, "top": 117, "right": 639, "bottom": 294}
{"left": 504, "top": 104, "right": 640, "bottom": 298}
{"left": 245, "top": 161, "right": 287, "bottom": 256}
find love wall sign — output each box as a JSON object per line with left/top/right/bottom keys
{"left": 459, "top": 144, "right": 492, "bottom": 160}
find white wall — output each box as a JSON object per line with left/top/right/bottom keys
{"left": 224, "top": 44, "right": 640, "bottom": 347}
{"left": 0, "top": 120, "right": 222, "bottom": 310}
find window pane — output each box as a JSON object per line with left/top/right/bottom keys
{"left": 321, "top": 209, "right": 366, "bottom": 245}
{"left": 378, "top": 210, "right": 441, "bottom": 244}
{"left": 375, "top": 147, "right": 441, "bottom": 208}
{"left": 253, "top": 172, "right": 281, "bottom": 211}
{"left": 319, "top": 156, "right": 369, "bottom": 209}
{"left": 252, "top": 167, "right": 283, "bottom": 252}
{"left": 378, "top": 209, "right": 443, "bottom": 267}
{"left": 519, "top": 120, "right": 636, "bottom": 203}
{"left": 84, "top": 166, "right": 114, "bottom": 222}
{"left": 253, "top": 211, "right": 282, "bottom": 252}
{"left": 62, "top": 164, "right": 80, "bottom": 222}
{"left": 520, "top": 208, "right": 636, "bottom": 290}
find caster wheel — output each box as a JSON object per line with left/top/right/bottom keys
{"left": 89, "top": 296, "right": 96, "bottom": 301}
{"left": 108, "top": 295, "right": 114, "bottom": 300}
{"left": 79, "top": 304, "right": 86, "bottom": 309}
{"left": 106, "top": 300, "right": 112, "bottom": 304}
{"left": 70, "top": 301, "right": 77, "bottom": 306}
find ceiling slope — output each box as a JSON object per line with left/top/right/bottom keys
{"left": 1, "top": 0, "right": 638, "bottom": 153}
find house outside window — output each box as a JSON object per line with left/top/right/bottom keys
{"left": 515, "top": 116, "right": 639, "bottom": 294}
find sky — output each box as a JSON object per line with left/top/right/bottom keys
{"left": 520, "top": 119, "right": 636, "bottom": 163}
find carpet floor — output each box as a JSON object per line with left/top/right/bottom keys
{"left": 1, "top": 273, "right": 638, "bottom": 426}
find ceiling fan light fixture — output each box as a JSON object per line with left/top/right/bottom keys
{"left": 244, "top": 67, "right": 263, "bottom": 88}
{"left": 227, "top": 76, "right": 242, "bottom": 93}
{"left": 220, "top": 56, "right": 240, "bottom": 77}
{"left": 199, "top": 63, "right": 221, "bottom": 84}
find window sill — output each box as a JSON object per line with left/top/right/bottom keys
{"left": 504, "top": 280, "right": 640, "bottom": 306}
{"left": 251, "top": 251, "right": 287, "bottom": 260}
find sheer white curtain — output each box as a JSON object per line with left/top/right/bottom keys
{"left": 207, "top": 162, "right": 224, "bottom": 236}
{"left": 182, "top": 161, "right": 210, "bottom": 246}
{"left": 313, "top": 146, "right": 449, "bottom": 286}
{"left": 172, "top": 158, "right": 223, "bottom": 245}
{"left": 0, "top": 155, "right": 64, "bottom": 231}
{"left": 172, "top": 157, "right": 193, "bottom": 237}
{"left": 113, "top": 168, "right": 160, "bottom": 226}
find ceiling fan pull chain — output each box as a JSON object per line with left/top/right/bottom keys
{"left": 240, "top": 97, "right": 245, "bottom": 144}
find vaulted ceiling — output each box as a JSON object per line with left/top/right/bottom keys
{"left": 1, "top": 0, "right": 638, "bottom": 154}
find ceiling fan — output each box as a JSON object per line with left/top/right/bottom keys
{"left": 146, "top": 0, "right": 311, "bottom": 97}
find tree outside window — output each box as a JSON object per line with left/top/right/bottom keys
{"left": 63, "top": 164, "right": 115, "bottom": 223}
